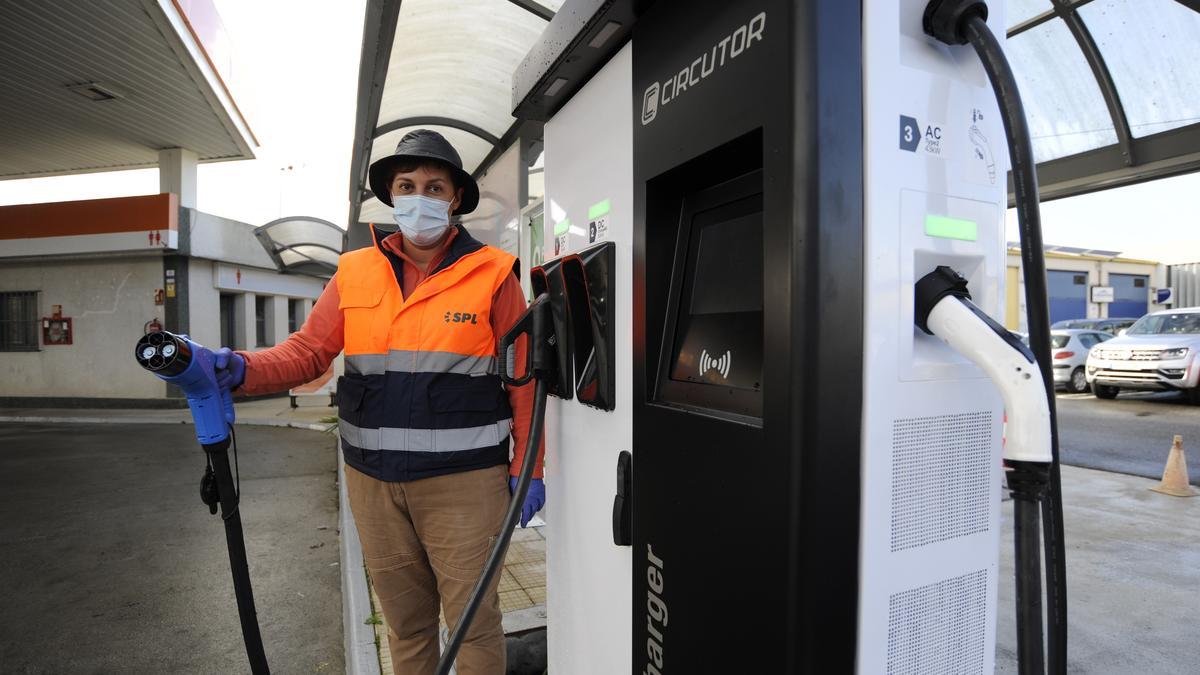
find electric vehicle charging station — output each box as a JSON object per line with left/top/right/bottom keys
{"left": 510, "top": 0, "right": 1061, "bottom": 672}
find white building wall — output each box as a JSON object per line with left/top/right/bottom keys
{"left": 1, "top": 253, "right": 327, "bottom": 399}
{"left": 187, "top": 258, "right": 221, "bottom": 349}
{"left": 266, "top": 295, "right": 286, "bottom": 345}
{"left": 0, "top": 257, "right": 163, "bottom": 398}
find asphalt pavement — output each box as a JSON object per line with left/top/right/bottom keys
{"left": 1056, "top": 389, "right": 1200, "bottom": 485}
{"left": 0, "top": 422, "right": 343, "bottom": 674}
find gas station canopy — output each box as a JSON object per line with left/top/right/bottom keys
{"left": 0, "top": 0, "right": 257, "bottom": 179}
{"left": 347, "top": 0, "right": 562, "bottom": 230}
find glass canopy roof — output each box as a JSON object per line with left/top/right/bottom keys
{"left": 349, "top": 0, "right": 562, "bottom": 229}
{"left": 1005, "top": 0, "right": 1200, "bottom": 197}
{"left": 255, "top": 216, "right": 345, "bottom": 277}
{"left": 348, "top": 0, "right": 1200, "bottom": 233}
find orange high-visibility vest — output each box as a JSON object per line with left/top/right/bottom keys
{"left": 335, "top": 226, "right": 517, "bottom": 482}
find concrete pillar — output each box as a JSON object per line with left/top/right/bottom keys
{"left": 268, "top": 295, "right": 288, "bottom": 345}
{"left": 158, "top": 148, "right": 199, "bottom": 209}
{"left": 303, "top": 298, "right": 314, "bottom": 323}
{"left": 233, "top": 293, "right": 256, "bottom": 351}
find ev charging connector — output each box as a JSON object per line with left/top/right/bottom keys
{"left": 134, "top": 330, "right": 269, "bottom": 675}
{"left": 914, "top": 266, "right": 1051, "bottom": 465}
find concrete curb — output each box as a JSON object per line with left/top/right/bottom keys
{"left": 339, "top": 441, "right": 383, "bottom": 675}
{"left": 0, "top": 414, "right": 378, "bottom": 675}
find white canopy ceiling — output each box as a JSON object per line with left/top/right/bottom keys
{"left": 349, "top": 0, "right": 562, "bottom": 227}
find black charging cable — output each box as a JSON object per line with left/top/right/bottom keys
{"left": 435, "top": 294, "right": 554, "bottom": 675}
{"left": 924, "top": 2, "right": 1068, "bottom": 673}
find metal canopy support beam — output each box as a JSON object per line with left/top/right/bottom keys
{"left": 1011, "top": 122, "right": 1200, "bottom": 204}
{"left": 273, "top": 242, "right": 344, "bottom": 257}
{"left": 1054, "top": 0, "right": 1135, "bottom": 166}
{"left": 346, "top": 0, "right": 403, "bottom": 250}
{"left": 374, "top": 116, "right": 502, "bottom": 146}
{"left": 1007, "top": 9, "right": 1057, "bottom": 38}
{"left": 1007, "top": 0, "right": 1099, "bottom": 38}
{"left": 471, "top": 118, "right": 543, "bottom": 181}
{"left": 506, "top": 0, "right": 555, "bottom": 22}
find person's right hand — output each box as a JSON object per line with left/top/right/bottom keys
{"left": 213, "top": 347, "right": 246, "bottom": 391}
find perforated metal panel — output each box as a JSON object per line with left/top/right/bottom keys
{"left": 891, "top": 411, "right": 992, "bottom": 552}
{"left": 886, "top": 569, "right": 988, "bottom": 675}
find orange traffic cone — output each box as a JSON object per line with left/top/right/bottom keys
{"left": 1150, "top": 435, "right": 1198, "bottom": 497}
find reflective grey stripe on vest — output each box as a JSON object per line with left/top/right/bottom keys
{"left": 345, "top": 350, "right": 497, "bottom": 376}
{"left": 338, "top": 418, "right": 513, "bottom": 452}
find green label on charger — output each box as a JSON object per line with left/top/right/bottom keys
{"left": 554, "top": 219, "right": 571, "bottom": 236}
{"left": 588, "top": 199, "right": 611, "bottom": 220}
{"left": 925, "top": 214, "right": 978, "bottom": 241}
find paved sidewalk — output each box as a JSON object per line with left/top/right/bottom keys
{"left": 995, "top": 465, "right": 1200, "bottom": 673}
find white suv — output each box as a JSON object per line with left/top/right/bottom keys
{"left": 1085, "top": 307, "right": 1200, "bottom": 403}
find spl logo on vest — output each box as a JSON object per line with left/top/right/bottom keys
{"left": 444, "top": 311, "right": 479, "bottom": 325}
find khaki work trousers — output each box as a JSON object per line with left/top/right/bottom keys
{"left": 346, "top": 463, "right": 509, "bottom": 675}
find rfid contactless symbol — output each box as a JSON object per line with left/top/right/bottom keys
{"left": 699, "top": 349, "right": 732, "bottom": 379}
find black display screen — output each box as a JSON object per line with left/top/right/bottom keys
{"left": 669, "top": 208, "right": 763, "bottom": 391}
{"left": 655, "top": 168, "right": 764, "bottom": 420}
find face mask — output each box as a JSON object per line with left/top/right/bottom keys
{"left": 392, "top": 194, "right": 453, "bottom": 246}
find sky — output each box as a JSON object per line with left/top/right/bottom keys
{"left": 0, "top": 1, "right": 1196, "bottom": 264}
{"left": 0, "top": 0, "right": 367, "bottom": 229}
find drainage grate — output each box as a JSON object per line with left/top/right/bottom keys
{"left": 886, "top": 569, "right": 988, "bottom": 675}
{"left": 891, "top": 411, "right": 992, "bottom": 552}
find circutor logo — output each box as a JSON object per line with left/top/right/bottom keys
{"left": 640, "top": 10, "right": 766, "bottom": 126}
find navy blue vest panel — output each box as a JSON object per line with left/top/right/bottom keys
{"left": 341, "top": 437, "right": 510, "bottom": 483}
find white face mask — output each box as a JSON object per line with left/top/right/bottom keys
{"left": 392, "top": 194, "right": 453, "bottom": 246}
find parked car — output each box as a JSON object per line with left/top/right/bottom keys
{"left": 1085, "top": 307, "right": 1200, "bottom": 403}
{"left": 1020, "top": 329, "right": 1112, "bottom": 393}
{"left": 1051, "top": 317, "right": 1139, "bottom": 335}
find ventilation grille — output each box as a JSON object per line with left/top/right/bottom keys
{"left": 891, "top": 411, "right": 992, "bottom": 552}
{"left": 887, "top": 570, "right": 988, "bottom": 675}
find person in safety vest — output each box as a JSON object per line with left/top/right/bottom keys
{"left": 206, "top": 129, "right": 545, "bottom": 675}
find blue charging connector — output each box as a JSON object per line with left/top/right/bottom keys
{"left": 134, "top": 330, "right": 235, "bottom": 445}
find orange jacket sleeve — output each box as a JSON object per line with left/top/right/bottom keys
{"left": 237, "top": 276, "right": 345, "bottom": 396}
{"left": 492, "top": 274, "right": 546, "bottom": 479}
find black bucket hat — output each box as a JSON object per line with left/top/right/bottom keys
{"left": 367, "top": 129, "right": 480, "bottom": 215}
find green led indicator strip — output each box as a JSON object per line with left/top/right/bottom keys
{"left": 588, "top": 199, "right": 611, "bottom": 220}
{"left": 554, "top": 218, "right": 571, "bottom": 236}
{"left": 925, "top": 214, "right": 978, "bottom": 241}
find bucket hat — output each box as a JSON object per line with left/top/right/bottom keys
{"left": 367, "top": 129, "right": 480, "bottom": 215}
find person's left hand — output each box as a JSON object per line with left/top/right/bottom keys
{"left": 509, "top": 477, "right": 545, "bottom": 528}
{"left": 213, "top": 347, "right": 246, "bottom": 391}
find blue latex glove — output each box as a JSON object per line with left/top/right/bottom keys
{"left": 213, "top": 347, "right": 246, "bottom": 391}
{"left": 509, "top": 477, "right": 545, "bottom": 528}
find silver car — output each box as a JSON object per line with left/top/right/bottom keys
{"left": 1048, "top": 329, "right": 1113, "bottom": 393}
{"left": 1086, "top": 307, "right": 1200, "bottom": 403}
